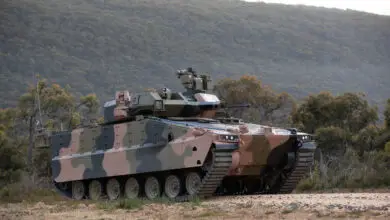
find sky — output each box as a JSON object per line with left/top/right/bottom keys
{"left": 243, "top": 0, "right": 390, "bottom": 16}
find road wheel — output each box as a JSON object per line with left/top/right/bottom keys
{"left": 144, "top": 176, "right": 161, "bottom": 200}
{"left": 106, "top": 178, "right": 121, "bottom": 200}
{"left": 185, "top": 172, "right": 201, "bottom": 195}
{"left": 164, "top": 175, "right": 181, "bottom": 198}
{"left": 72, "top": 181, "right": 85, "bottom": 200}
{"left": 124, "top": 177, "right": 140, "bottom": 199}
{"left": 88, "top": 180, "right": 103, "bottom": 200}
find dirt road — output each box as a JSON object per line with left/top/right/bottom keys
{"left": 1, "top": 193, "right": 389, "bottom": 220}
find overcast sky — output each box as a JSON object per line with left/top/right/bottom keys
{"left": 243, "top": 0, "right": 390, "bottom": 16}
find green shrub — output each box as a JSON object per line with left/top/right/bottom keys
{"left": 0, "top": 138, "right": 25, "bottom": 186}
{"left": 352, "top": 125, "right": 381, "bottom": 153}
{"left": 32, "top": 148, "right": 52, "bottom": 178}
{"left": 385, "top": 141, "right": 390, "bottom": 153}
{"left": 315, "top": 126, "right": 351, "bottom": 157}
{"left": 297, "top": 148, "right": 390, "bottom": 191}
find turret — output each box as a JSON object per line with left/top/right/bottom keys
{"left": 102, "top": 67, "right": 221, "bottom": 124}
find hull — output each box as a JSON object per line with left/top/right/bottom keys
{"left": 49, "top": 117, "right": 239, "bottom": 201}
{"left": 231, "top": 133, "right": 297, "bottom": 176}
{"left": 48, "top": 116, "right": 316, "bottom": 201}
{"left": 219, "top": 140, "right": 316, "bottom": 195}
{"left": 218, "top": 123, "right": 317, "bottom": 195}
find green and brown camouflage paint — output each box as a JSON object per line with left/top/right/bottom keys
{"left": 36, "top": 68, "right": 316, "bottom": 199}
{"left": 51, "top": 117, "right": 240, "bottom": 183}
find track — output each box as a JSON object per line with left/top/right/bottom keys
{"left": 256, "top": 144, "right": 316, "bottom": 195}
{"left": 52, "top": 141, "right": 315, "bottom": 201}
{"left": 214, "top": 142, "right": 316, "bottom": 196}
{"left": 276, "top": 146, "right": 316, "bottom": 194}
{"left": 175, "top": 150, "right": 233, "bottom": 202}
{"left": 52, "top": 147, "right": 234, "bottom": 202}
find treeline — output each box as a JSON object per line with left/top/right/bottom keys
{"left": 0, "top": 78, "right": 101, "bottom": 201}
{"left": 1, "top": 0, "right": 390, "bottom": 114}
{"left": 1, "top": 75, "right": 389, "bottom": 201}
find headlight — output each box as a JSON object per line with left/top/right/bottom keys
{"left": 219, "top": 134, "right": 239, "bottom": 142}
{"left": 299, "top": 135, "right": 311, "bottom": 142}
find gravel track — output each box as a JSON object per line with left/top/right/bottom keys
{"left": 1, "top": 193, "right": 389, "bottom": 219}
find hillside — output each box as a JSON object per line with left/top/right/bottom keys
{"left": 1, "top": 0, "right": 390, "bottom": 113}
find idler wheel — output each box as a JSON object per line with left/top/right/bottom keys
{"left": 88, "top": 180, "right": 103, "bottom": 200}
{"left": 185, "top": 172, "right": 201, "bottom": 195}
{"left": 144, "top": 176, "right": 161, "bottom": 200}
{"left": 164, "top": 175, "right": 181, "bottom": 198}
{"left": 106, "top": 178, "right": 121, "bottom": 200}
{"left": 72, "top": 181, "right": 85, "bottom": 200}
{"left": 124, "top": 177, "right": 140, "bottom": 199}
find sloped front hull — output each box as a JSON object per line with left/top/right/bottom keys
{"left": 229, "top": 133, "right": 298, "bottom": 176}
{"left": 219, "top": 136, "right": 316, "bottom": 195}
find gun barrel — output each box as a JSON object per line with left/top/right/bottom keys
{"left": 224, "top": 104, "right": 251, "bottom": 108}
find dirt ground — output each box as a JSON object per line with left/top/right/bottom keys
{"left": 1, "top": 193, "right": 389, "bottom": 220}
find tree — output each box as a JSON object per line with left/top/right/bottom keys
{"left": 66, "top": 93, "right": 100, "bottom": 130}
{"left": 332, "top": 93, "right": 378, "bottom": 133}
{"left": 385, "top": 99, "right": 390, "bottom": 129}
{"left": 214, "top": 75, "right": 296, "bottom": 126}
{"left": 290, "top": 91, "right": 334, "bottom": 133}
{"left": 0, "top": 108, "right": 25, "bottom": 186}
{"left": 17, "top": 78, "right": 99, "bottom": 167}
{"left": 314, "top": 126, "right": 350, "bottom": 158}
{"left": 291, "top": 92, "right": 378, "bottom": 134}
{"left": 352, "top": 125, "right": 382, "bottom": 154}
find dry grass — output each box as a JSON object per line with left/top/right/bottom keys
{"left": 296, "top": 149, "right": 390, "bottom": 192}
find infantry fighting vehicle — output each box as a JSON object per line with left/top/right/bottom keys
{"left": 36, "top": 67, "right": 316, "bottom": 201}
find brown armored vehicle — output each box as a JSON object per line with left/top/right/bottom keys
{"left": 36, "top": 67, "right": 316, "bottom": 201}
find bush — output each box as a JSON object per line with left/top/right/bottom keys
{"left": 385, "top": 99, "right": 390, "bottom": 128}
{"left": 314, "top": 126, "right": 350, "bottom": 157}
{"left": 297, "top": 148, "right": 390, "bottom": 191}
{"left": 385, "top": 141, "right": 390, "bottom": 153}
{"left": 351, "top": 125, "right": 381, "bottom": 154}
{"left": 0, "top": 138, "right": 25, "bottom": 186}
{"left": 0, "top": 175, "right": 59, "bottom": 203}
{"left": 32, "top": 148, "right": 52, "bottom": 178}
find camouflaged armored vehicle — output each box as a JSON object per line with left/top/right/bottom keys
{"left": 36, "top": 68, "right": 242, "bottom": 201}
{"left": 36, "top": 67, "right": 316, "bottom": 201}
